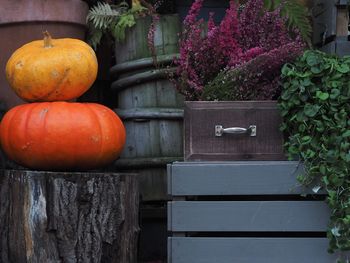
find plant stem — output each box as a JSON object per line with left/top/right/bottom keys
{"left": 43, "top": 31, "right": 53, "bottom": 48}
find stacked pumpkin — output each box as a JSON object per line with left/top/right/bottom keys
{"left": 0, "top": 32, "right": 126, "bottom": 170}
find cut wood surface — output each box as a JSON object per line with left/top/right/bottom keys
{"left": 0, "top": 170, "right": 139, "bottom": 263}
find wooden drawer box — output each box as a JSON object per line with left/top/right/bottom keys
{"left": 167, "top": 161, "right": 349, "bottom": 263}
{"left": 184, "top": 101, "right": 285, "bottom": 161}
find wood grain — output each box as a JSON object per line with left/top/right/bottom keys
{"left": 168, "top": 201, "right": 329, "bottom": 232}
{"left": 184, "top": 101, "right": 286, "bottom": 161}
{"left": 168, "top": 237, "right": 349, "bottom": 263}
{"left": 168, "top": 161, "right": 320, "bottom": 196}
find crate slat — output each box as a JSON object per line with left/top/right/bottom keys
{"left": 168, "top": 201, "right": 329, "bottom": 232}
{"left": 312, "top": 0, "right": 337, "bottom": 45}
{"left": 320, "top": 38, "right": 350, "bottom": 57}
{"left": 168, "top": 237, "right": 347, "bottom": 263}
{"left": 167, "top": 162, "right": 341, "bottom": 263}
{"left": 168, "top": 161, "right": 322, "bottom": 196}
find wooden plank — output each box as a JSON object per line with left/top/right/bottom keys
{"left": 168, "top": 201, "right": 329, "bottom": 232}
{"left": 336, "top": 8, "right": 349, "bottom": 36}
{"left": 312, "top": 0, "right": 337, "bottom": 45}
{"left": 334, "top": 38, "right": 350, "bottom": 57}
{"left": 168, "top": 237, "right": 348, "bottom": 263}
{"left": 321, "top": 38, "right": 350, "bottom": 57}
{"left": 168, "top": 161, "right": 322, "bottom": 196}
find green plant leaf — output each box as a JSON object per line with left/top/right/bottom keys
{"left": 342, "top": 130, "right": 350, "bottom": 138}
{"left": 278, "top": 50, "right": 350, "bottom": 254}
{"left": 316, "top": 91, "right": 329, "bottom": 100}
{"left": 336, "top": 64, "right": 350, "bottom": 73}
{"left": 112, "top": 13, "right": 136, "bottom": 42}
{"left": 311, "top": 66, "right": 322, "bottom": 74}
{"left": 304, "top": 104, "right": 320, "bottom": 117}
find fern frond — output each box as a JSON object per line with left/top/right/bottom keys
{"left": 86, "top": 1, "right": 148, "bottom": 48}
{"left": 282, "top": 0, "right": 312, "bottom": 43}
{"left": 264, "top": 0, "right": 312, "bottom": 45}
{"left": 86, "top": 2, "right": 126, "bottom": 30}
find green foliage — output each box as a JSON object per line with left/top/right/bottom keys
{"left": 264, "top": 0, "right": 312, "bottom": 45}
{"left": 86, "top": 1, "right": 147, "bottom": 49}
{"left": 112, "top": 13, "right": 136, "bottom": 42}
{"left": 279, "top": 50, "right": 350, "bottom": 254}
{"left": 87, "top": 2, "right": 124, "bottom": 30}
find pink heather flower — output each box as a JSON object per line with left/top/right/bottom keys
{"left": 238, "top": 0, "right": 293, "bottom": 51}
{"left": 207, "top": 12, "right": 217, "bottom": 39}
{"left": 218, "top": 0, "right": 241, "bottom": 58}
{"left": 230, "top": 47, "right": 264, "bottom": 67}
{"left": 183, "top": 0, "right": 204, "bottom": 27}
{"left": 148, "top": 14, "right": 160, "bottom": 66}
{"left": 174, "top": 0, "right": 305, "bottom": 100}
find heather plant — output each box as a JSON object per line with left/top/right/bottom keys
{"left": 174, "top": 0, "right": 306, "bottom": 101}
{"left": 203, "top": 42, "right": 304, "bottom": 101}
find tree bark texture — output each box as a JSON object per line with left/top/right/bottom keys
{"left": 0, "top": 170, "right": 139, "bottom": 263}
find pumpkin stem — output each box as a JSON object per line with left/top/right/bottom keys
{"left": 43, "top": 31, "right": 53, "bottom": 48}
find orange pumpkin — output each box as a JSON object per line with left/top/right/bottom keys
{"left": 0, "top": 102, "right": 126, "bottom": 170}
{"left": 5, "top": 32, "right": 98, "bottom": 102}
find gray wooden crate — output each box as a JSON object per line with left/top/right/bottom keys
{"left": 320, "top": 37, "right": 350, "bottom": 57}
{"left": 167, "top": 161, "right": 349, "bottom": 263}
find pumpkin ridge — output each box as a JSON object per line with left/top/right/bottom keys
{"left": 38, "top": 68, "right": 71, "bottom": 101}
{"left": 36, "top": 103, "right": 52, "bottom": 168}
{"left": 85, "top": 103, "right": 104, "bottom": 168}
{"left": 10, "top": 104, "right": 38, "bottom": 166}
{"left": 79, "top": 50, "right": 98, "bottom": 84}
{"left": 0, "top": 106, "right": 20, "bottom": 162}
{"left": 105, "top": 106, "right": 126, "bottom": 155}
{"left": 23, "top": 103, "right": 49, "bottom": 168}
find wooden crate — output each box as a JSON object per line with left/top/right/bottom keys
{"left": 167, "top": 161, "right": 349, "bottom": 263}
{"left": 184, "top": 101, "right": 285, "bottom": 161}
{"left": 320, "top": 37, "right": 350, "bottom": 57}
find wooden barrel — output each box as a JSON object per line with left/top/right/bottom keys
{"left": 110, "top": 14, "right": 184, "bottom": 201}
{"left": 113, "top": 14, "right": 180, "bottom": 64}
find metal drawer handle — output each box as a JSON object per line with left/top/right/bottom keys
{"left": 215, "top": 125, "right": 257, "bottom": 137}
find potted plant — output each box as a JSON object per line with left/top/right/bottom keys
{"left": 172, "top": 0, "right": 309, "bottom": 161}
{"left": 279, "top": 49, "right": 350, "bottom": 260}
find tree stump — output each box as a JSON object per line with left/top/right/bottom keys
{"left": 0, "top": 170, "right": 139, "bottom": 263}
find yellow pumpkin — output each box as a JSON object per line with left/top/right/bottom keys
{"left": 5, "top": 31, "right": 98, "bottom": 102}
